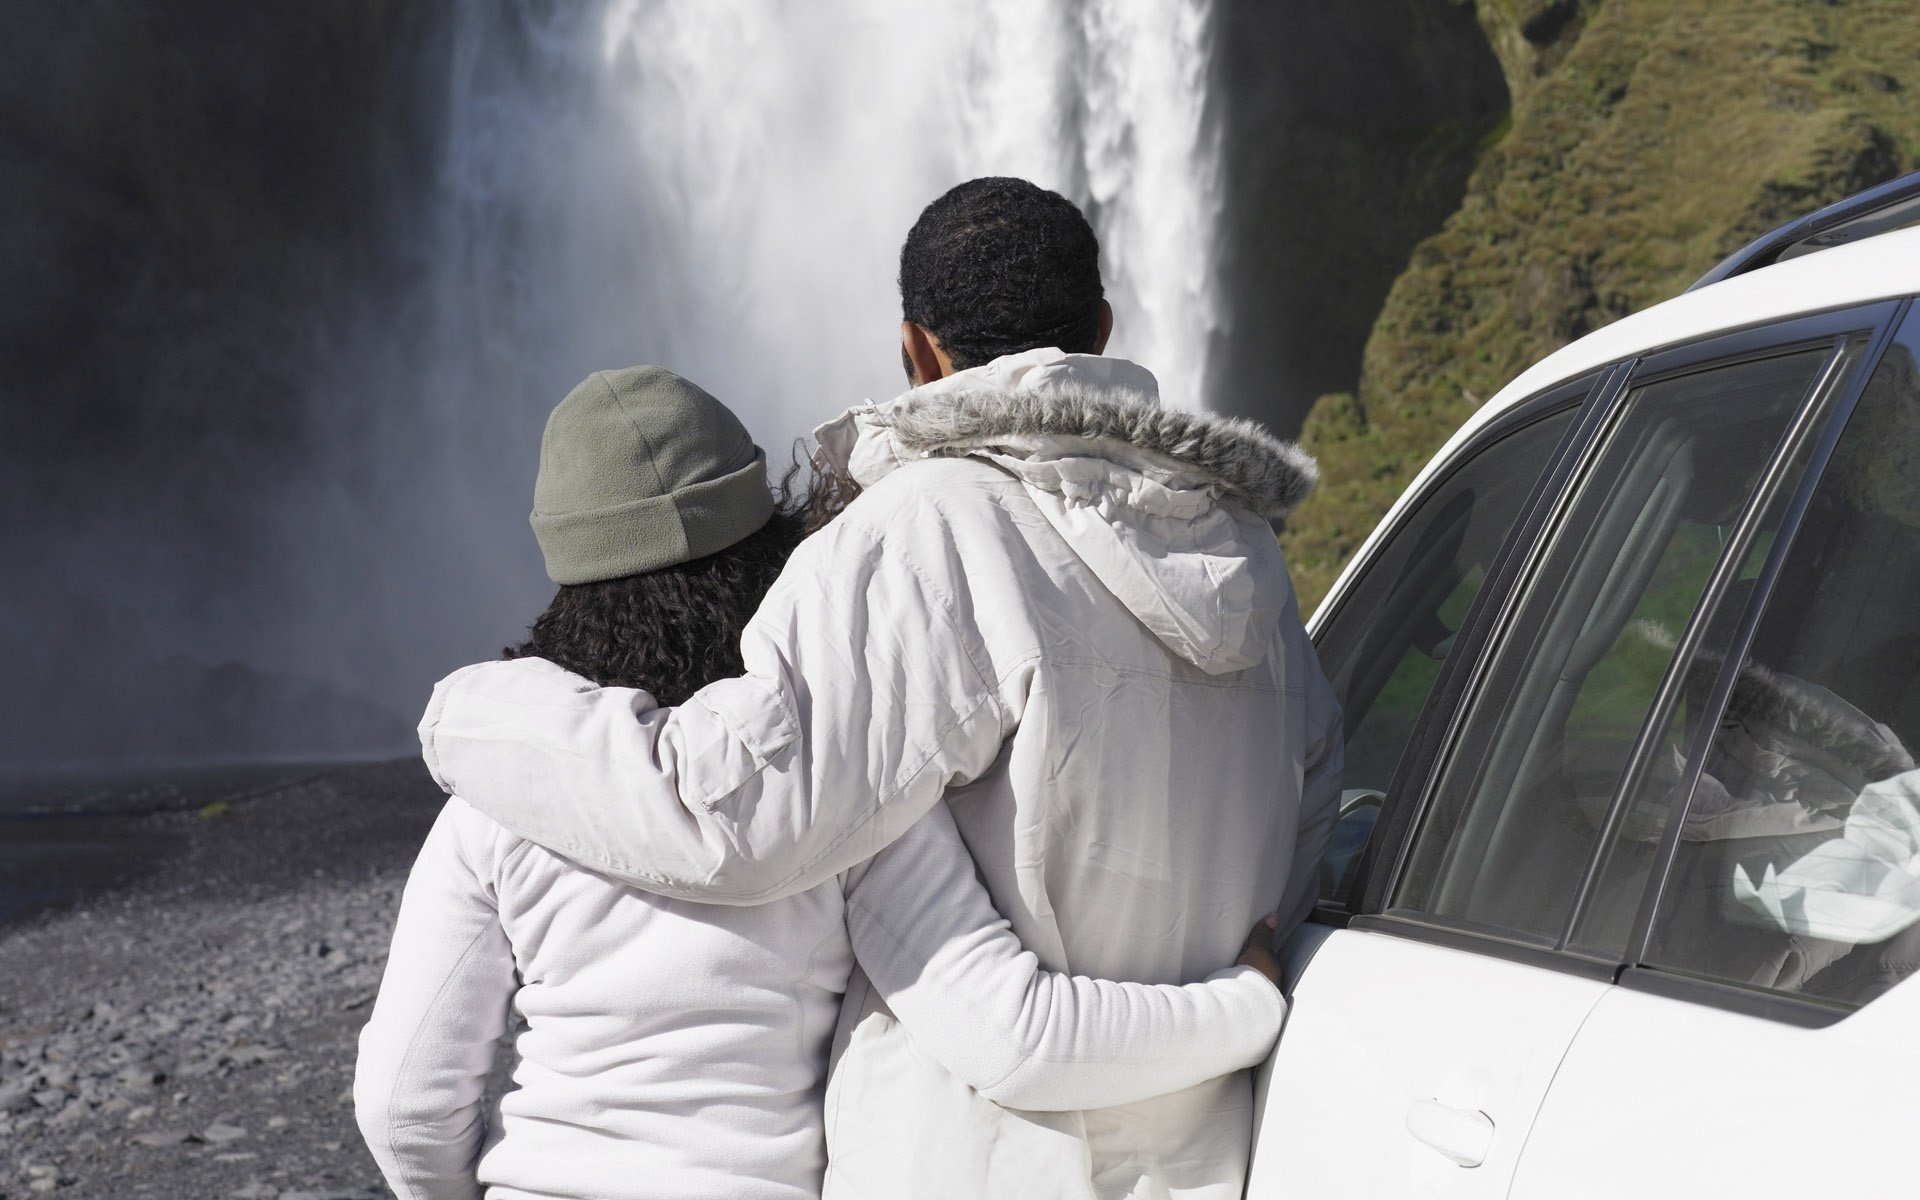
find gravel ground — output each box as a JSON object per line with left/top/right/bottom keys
{"left": 1, "top": 760, "right": 450, "bottom": 1199}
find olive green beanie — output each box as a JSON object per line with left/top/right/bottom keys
{"left": 531, "top": 366, "right": 775, "bottom": 585}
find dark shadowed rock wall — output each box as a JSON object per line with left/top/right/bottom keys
{"left": 0, "top": 2, "right": 447, "bottom": 764}
{"left": 1206, "top": 0, "right": 1509, "bottom": 435}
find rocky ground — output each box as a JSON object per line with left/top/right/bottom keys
{"left": 0, "top": 760, "right": 451, "bottom": 1199}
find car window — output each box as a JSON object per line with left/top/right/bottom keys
{"left": 1640, "top": 326, "right": 1920, "bottom": 1008}
{"left": 1310, "top": 401, "right": 1580, "bottom": 906}
{"left": 1391, "top": 349, "right": 1833, "bottom": 943}
{"left": 1569, "top": 337, "right": 1872, "bottom": 958}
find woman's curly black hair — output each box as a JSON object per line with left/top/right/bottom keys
{"left": 899, "top": 176, "right": 1104, "bottom": 371}
{"left": 504, "top": 456, "right": 856, "bottom": 705}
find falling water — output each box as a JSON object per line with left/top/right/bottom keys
{"left": 316, "top": 0, "right": 1225, "bottom": 724}
{"left": 426, "top": 0, "right": 1224, "bottom": 452}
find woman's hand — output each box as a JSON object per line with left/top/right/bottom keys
{"left": 1236, "top": 914, "right": 1282, "bottom": 986}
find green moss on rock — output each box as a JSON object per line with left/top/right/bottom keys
{"left": 1282, "top": 0, "right": 1920, "bottom": 611}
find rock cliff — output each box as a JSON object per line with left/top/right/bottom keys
{"left": 1282, "top": 0, "right": 1920, "bottom": 609}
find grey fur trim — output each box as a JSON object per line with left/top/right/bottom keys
{"left": 874, "top": 383, "right": 1318, "bottom": 518}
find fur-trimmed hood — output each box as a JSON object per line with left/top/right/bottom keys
{"left": 813, "top": 349, "right": 1316, "bottom": 519}
{"left": 813, "top": 349, "right": 1309, "bottom": 674}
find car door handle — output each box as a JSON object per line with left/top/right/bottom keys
{"left": 1405, "top": 1099, "right": 1494, "bottom": 1168}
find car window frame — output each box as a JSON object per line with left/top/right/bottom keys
{"left": 1611, "top": 298, "right": 1914, "bottom": 1026}
{"left": 1560, "top": 333, "right": 1877, "bottom": 959}
{"left": 1323, "top": 300, "right": 1912, "bottom": 1019}
{"left": 1307, "top": 366, "right": 1624, "bottom": 926}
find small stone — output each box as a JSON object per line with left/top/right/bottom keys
{"left": 30, "top": 1087, "right": 70, "bottom": 1109}
{"left": 118, "top": 1065, "right": 164, "bottom": 1090}
{"left": 213, "top": 1151, "right": 258, "bottom": 1162}
{"left": 204, "top": 1121, "right": 248, "bottom": 1143}
{"left": 132, "top": 1127, "right": 194, "bottom": 1147}
{"left": 29, "top": 1178, "right": 56, "bottom": 1193}
{"left": 231, "top": 1183, "right": 274, "bottom": 1199}
{"left": 266, "top": 1115, "right": 289, "bottom": 1129}
{"left": 0, "top": 1078, "right": 35, "bottom": 1113}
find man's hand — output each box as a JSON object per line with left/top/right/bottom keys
{"left": 1236, "top": 914, "right": 1282, "bottom": 986}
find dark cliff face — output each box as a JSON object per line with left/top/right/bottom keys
{"left": 0, "top": 1, "right": 438, "bottom": 471}
{"left": 1206, "top": 0, "right": 1509, "bottom": 437}
{"left": 0, "top": 2, "right": 447, "bottom": 765}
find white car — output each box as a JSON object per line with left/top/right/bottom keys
{"left": 1248, "top": 173, "right": 1920, "bottom": 1196}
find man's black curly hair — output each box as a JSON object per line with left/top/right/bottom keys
{"left": 899, "top": 177, "right": 1104, "bottom": 371}
{"left": 503, "top": 461, "right": 853, "bottom": 705}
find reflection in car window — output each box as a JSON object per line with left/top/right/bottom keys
{"left": 1569, "top": 342, "right": 1870, "bottom": 958}
{"left": 1310, "top": 403, "right": 1578, "bottom": 906}
{"left": 1393, "top": 350, "right": 1832, "bottom": 942}
{"left": 1643, "top": 330, "right": 1920, "bottom": 1008}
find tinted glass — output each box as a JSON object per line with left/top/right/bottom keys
{"left": 1393, "top": 350, "right": 1831, "bottom": 942}
{"left": 1571, "top": 340, "right": 1868, "bottom": 956}
{"left": 1310, "top": 404, "right": 1578, "bottom": 905}
{"left": 1645, "top": 327, "right": 1920, "bottom": 1008}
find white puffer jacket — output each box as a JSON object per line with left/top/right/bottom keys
{"left": 421, "top": 349, "right": 1344, "bottom": 1199}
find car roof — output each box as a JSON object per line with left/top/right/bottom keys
{"left": 1481, "top": 223, "right": 1920, "bottom": 424}
{"left": 1310, "top": 224, "right": 1920, "bottom": 627}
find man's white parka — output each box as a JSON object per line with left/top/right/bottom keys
{"left": 420, "top": 349, "right": 1344, "bottom": 1199}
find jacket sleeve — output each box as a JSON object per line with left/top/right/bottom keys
{"left": 354, "top": 799, "right": 517, "bottom": 1200}
{"left": 844, "top": 804, "right": 1285, "bottom": 1112}
{"left": 418, "top": 515, "right": 1014, "bottom": 905}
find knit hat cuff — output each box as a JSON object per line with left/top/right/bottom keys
{"left": 531, "top": 448, "right": 775, "bottom": 584}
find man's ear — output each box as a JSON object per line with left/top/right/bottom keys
{"left": 1092, "top": 300, "right": 1113, "bottom": 354}
{"left": 901, "top": 321, "right": 955, "bottom": 385}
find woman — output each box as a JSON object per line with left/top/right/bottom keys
{"left": 354, "top": 366, "right": 1285, "bottom": 1200}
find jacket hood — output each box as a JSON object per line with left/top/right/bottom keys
{"left": 814, "top": 349, "right": 1317, "bottom": 519}
{"left": 813, "top": 349, "right": 1314, "bottom": 674}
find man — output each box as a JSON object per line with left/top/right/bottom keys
{"left": 421, "top": 176, "right": 1342, "bottom": 1198}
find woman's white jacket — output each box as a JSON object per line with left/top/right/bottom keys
{"left": 420, "top": 349, "right": 1345, "bottom": 1199}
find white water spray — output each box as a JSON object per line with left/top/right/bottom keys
{"left": 285, "top": 0, "right": 1227, "bottom": 726}
{"left": 428, "top": 0, "right": 1224, "bottom": 449}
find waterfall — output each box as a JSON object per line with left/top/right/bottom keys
{"left": 235, "top": 0, "right": 1229, "bottom": 749}
{"left": 426, "top": 0, "right": 1224, "bottom": 454}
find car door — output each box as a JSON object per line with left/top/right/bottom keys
{"left": 1247, "top": 376, "right": 1605, "bottom": 1199}
{"left": 1248, "top": 302, "right": 1901, "bottom": 1198}
{"left": 1510, "top": 301, "right": 1920, "bottom": 1197}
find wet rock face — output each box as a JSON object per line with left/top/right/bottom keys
{"left": 1205, "top": 0, "right": 1510, "bottom": 436}
{"left": 0, "top": 2, "right": 439, "bottom": 458}
{"left": 0, "top": 2, "right": 445, "bottom": 770}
